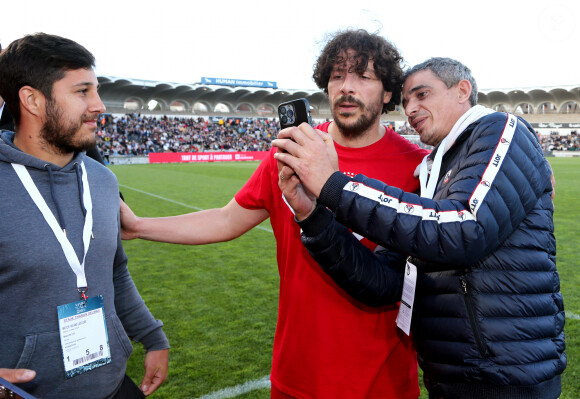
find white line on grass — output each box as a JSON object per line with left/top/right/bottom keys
{"left": 119, "top": 184, "right": 273, "bottom": 233}
{"left": 567, "top": 311, "right": 580, "bottom": 320}
{"left": 195, "top": 375, "right": 271, "bottom": 399}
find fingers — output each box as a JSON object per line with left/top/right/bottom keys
{"left": 0, "top": 368, "right": 36, "bottom": 383}
{"left": 141, "top": 349, "right": 169, "bottom": 396}
{"left": 273, "top": 124, "right": 320, "bottom": 152}
{"left": 278, "top": 165, "right": 296, "bottom": 181}
{"left": 297, "top": 122, "right": 318, "bottom": 140}
{"left": 278, "top": 171, "right": 300, "bottom": 190}
{"left": 273, "top": 150, "right": 299, "bottom": 175}
{"left": 315, "top": 130, "right": 333, "bottom": 147}
{"left": 276, "top": 126, "right": 294, "bottom": 140}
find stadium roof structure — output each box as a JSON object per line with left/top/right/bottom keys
{"left": 478, "top": 85, "right": 580, "bottom": 115}
{"left": 97, "top": 75, "right": 580, "bottom": 120}
{"left": 97, "top": 75, "right": 328, "bottom": 116}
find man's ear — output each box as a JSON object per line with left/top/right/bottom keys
{"left": 456, "top": 80, "right": 472, "bottom": 104}
{"left": 383, "top": 91, "right": 393, "bottom": 105}
{"left": 18, "top": 86, "right": 45, "bottom": 118}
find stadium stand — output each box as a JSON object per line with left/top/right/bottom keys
{"left": 95, "top": 113, "right": 430, "bottom": 158}
{"left": 95, "top": 76, "right": 580, "bottom": 158}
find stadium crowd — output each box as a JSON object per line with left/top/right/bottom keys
{"left": 95, "top": 114, "right": 577, "bottom": 157}
{"left": 96, "top": 114, "right": 279, "bottom": 156}
{"left": 95, "top": 113, "right": 431, "bottom": 157}
{"left": 539, "top": 130, "right": 579, "bottom": 151}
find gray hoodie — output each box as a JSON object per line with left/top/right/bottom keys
{"left": 0, "top": 131, "right": 169, "bottom": 398}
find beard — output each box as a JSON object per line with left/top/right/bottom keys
{"left": 331, "top": 94, "right": 384, "bottom": 139}
{"left": 40, "top": 99, "right": 97, "bottom": 155}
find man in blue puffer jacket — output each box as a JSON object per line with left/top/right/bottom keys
{"left": 272, "top": 57, "right": 566, "bottom": 399}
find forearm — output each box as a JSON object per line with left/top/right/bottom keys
{"left": 300, "top": 205, "right": 405, "bottom": 306}
{"left": 134, "top": 199, "right": 269, "bottom": 245}
{"left": 135, "top": 209, "right": 234, "bottom": 244}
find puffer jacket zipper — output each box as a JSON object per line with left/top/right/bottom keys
{"left": 460, "top": 277, "right": 488, "bottom": 358}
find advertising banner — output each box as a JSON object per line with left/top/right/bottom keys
{"left": 201, "top": 77, "right": 277, "bottom": 89}
{"left": 531, "top": 122, "right": 580, "bottom": 129}
{"left": 149, "top": 151, "right": 269, "bottom": 163}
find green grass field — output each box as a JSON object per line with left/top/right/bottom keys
{"left": 110, "top": 157, "right": 579, "bottom": 399}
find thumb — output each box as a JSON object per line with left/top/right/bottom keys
{"left": 140, "top": 367, "right": 156, "bottom": 394}
{"left": 316, "top": 130, "right": 339, "bottom": 170}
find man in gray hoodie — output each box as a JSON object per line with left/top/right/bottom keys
{"left": 0, "top": 33, "right": 169, "bottom": 398}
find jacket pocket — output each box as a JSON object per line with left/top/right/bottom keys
{"left": 15, "top": 330, "right": 64, "bottom": 371}
{"left": 108, "top": 311, "right": 134, "bottom": 359}
{"left": 460, "top": 277, "right": 488, "bottom": 358}
{"left": 14, "top": 330, "right": 67, "bottom": 396}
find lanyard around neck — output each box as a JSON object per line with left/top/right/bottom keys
{"left": 11, "top": 162, "right": 93, "bottom": 290}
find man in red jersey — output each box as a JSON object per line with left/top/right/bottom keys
{"left": 120, "top": 29, "right": 428, "bottom": 398}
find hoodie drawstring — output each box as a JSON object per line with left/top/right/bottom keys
{"left": 45, "top": 163, "right": 87, "bottom": 234}
{"left": 46, "top": 164, "right": 67, "bottom": 234}
{"left": 74, "top": 163, "right": 87, "bottom": 218}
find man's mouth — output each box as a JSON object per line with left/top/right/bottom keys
{"left": 338, "top": 102, "right": 358, "bottom": 112}
{"left": 410, "top": 116, "right": 427, "bottom": 132}
{"left": 334, "top": 95, "right": 363, "bottom": 113}
{"left": 82, "top": 115, "right": 100, "bottom": 127}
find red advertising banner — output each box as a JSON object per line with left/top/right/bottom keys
{"left": 148, "top": 151, "right": 269, "bottom": 164}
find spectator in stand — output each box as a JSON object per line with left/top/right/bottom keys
{"left": 95, "top": 112, "right": 422, "bottom": 156}
{"left": 95, "top": 114, "right": 278, "bottom": 156}
{"left": 539, "top": 130, "right": 579, "bottom": 151}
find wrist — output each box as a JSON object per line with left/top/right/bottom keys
{"left": 133, "top": 217, "right": 146, "bottom": 240}
{"left": 295, "top": 201, "right": 317, "bottom": 222}
{"left": 296, "top": 203, "right": 333, "bottom": 237}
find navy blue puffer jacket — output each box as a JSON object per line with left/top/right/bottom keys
{"left": 300, "top": 112, "right": 566, "bottom": 399}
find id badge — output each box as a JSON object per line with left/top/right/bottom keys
{"left": 57, "top": 295, "right": 111, "bottom": 378}
{"left": 396, "top": 261, "right": 417, "bottom": 336}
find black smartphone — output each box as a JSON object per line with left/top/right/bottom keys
{"left": 0, "top": 377, "right": 37, "bottom": 399}
{"left": 278, "top": 98, "right": 312, "bottom": 129}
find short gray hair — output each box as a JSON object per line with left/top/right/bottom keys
{"left": 404, "top": 57, "right": 478, "bottom": 106}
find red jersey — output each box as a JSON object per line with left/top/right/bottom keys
{"left": 235, "top": 122, "right": 428, "bottom": 399}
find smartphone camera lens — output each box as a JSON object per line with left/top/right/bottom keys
{"left": 279, "top": 106, "right": 287, "bottom": 115}
{"left": 281, "top": 116, "right": 288, "bottom": 124}
{"left": 287, "top": 109, "right": 294, "bottom": 118}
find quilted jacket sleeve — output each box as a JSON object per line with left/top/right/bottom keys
{"left": 316, "top": 113, "right": 553, "bottom": 270}
{"left": 299, "top": 204, "right": 406, "bottom": 306}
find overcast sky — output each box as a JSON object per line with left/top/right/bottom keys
{"left": 2, "top": 0, "right": 578, "bottom": 91}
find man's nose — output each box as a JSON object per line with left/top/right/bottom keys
{"left": 340, "top": 73, "right": 357, "bottom": 95}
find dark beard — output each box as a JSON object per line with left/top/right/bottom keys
{"left": 41, "top": 99, "right": 97, "bottom": 154}
{"left": 331, "top": 95, "right": 383, "bottom": 139}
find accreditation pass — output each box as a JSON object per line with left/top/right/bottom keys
{"left": 57, "top": 295, "right": 111, "bottom": 378}
{"left": 396, "top": 261, "right": 417, "bottom": 336}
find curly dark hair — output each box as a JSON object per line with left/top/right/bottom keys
{"left": 313, "top": 29, "right": 404, "bottom": 113}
